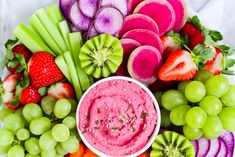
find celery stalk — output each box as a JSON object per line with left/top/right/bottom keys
{"left": 58, "top": 21, "right": 71, "bottom": 51}
{"left": 46, "top": 4, "right": 63, "bottom": 25}
{"left": 28, "top": 23, "right": 44, "bottom": 41}
{"left": 55, "top": 55, "right": 71, "bottom": 83}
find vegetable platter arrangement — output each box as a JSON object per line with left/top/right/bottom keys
{"left": 0, "top": 0, "right": 235, "bottom": 157}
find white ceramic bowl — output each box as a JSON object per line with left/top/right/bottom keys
{"left": 76, "top": 76, "right": 161, "bottom": 157}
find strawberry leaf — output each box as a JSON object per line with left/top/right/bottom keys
{"left": 15, "top": 66, "right": 25, "bottom": 73}
{"left": 167, "top": 31, "right": 188, "bottom": 46}
{"left": 19, "top": 71, "right": 30, "bottom": 88}
{"left": 216, "top": 45, "right": 235, "bottom": 56}
{"left": 4, "top": 39, "right": 18, "bottom": 49}
{"left": 193, "top": 45, "right": 215, "bottom": 68}
{"left": 10, "top": 99, "right": 19, "bottom": 106}
{"left": 38, "top": 87, "right": 48, "bottom": 96}
{"left": 222, "top": 70, "right": 235, "bottom": 75}
{"left": 209, "top": 30, "right": 223, "bottom": 42}
{"left": 8, "top": 60, "right": 20, "bottom": 68}
{"left": 225, "top": 59, "right": 235, "bottom": 68}
{"left": 191, "top": 16, "right": 203, "bottom": 30}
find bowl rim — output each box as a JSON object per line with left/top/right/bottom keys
{"left": 76, "top": 76, "right": 161, "bottom": 157}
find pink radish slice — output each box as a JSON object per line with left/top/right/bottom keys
{"left": 87, "top": 24, "right": 99, "bottom": 39}
{"left": 118, "top": 14, "right": 159, "bottom": 37}
{"left": 79, "top": 0, "right": 99, "bottom": 18}
{"left": 60, "top": 0, "right": 77, "bottom": 21}
{"left": 167, "top": 0, "right": 188, "bottom": 32}
{"left": 134, "top": 0, "right": 176, "bottom": 36}
{"left": 100, "top": 0, "right": 128, "bottom": 16}
{"left": 191, "top": 140, "right": 199, "bottom": 157}
{"left": 116, "top": 38, "right": 141, "bottom": 76}
{"left": 217, "top": 139, "right": 228, "bottom": 157}
{"left": 122, "top": 29, "right": 163, "bottom": 53}
{"left": 128, "top": 0, "right": 143, "bottom": 13}
{"left": 219, "top": 130, "right": 235, "bottom": 157}
{"left": 205, "top": 139, "right": 221, "bottom": 157}
{"left": 197, "top": 138, "right": 210, "bottom": 157}
{"left": 128, "top": 45, "right": 162, "bottom": 84}
{"left": 70, "top": 1, "right": 91, "bottom": 30}
{"left": 94, "top": 7, "right": 124, "bottom": 35}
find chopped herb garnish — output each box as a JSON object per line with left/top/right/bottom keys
{"left": 120, "top": 113, "right": 126, "bottom": 119}
{"left": 94, "top": 127, "right": 99, "bottom": 130}
{"left": 81, "top": 130, "right": 86, "bottom": 134}
{"left": 132, "top": 126, "right": 136, "bottom": 132}
{"left": 97, "top": 108, "right": 101, "bottom": 113}
{"left": 127, "top": 106, "right": 131, "bottom": 111}
{"left": 95, "top": 120, "right": 99, "bottom": 125}
{"left": 112, "top": 127, "right": 118, "bottom": 130}
{"left": 141, "top": 112, "right": 147, "bottom": 119}
{"left": 119, "top": 119, "right": 123, "bottom": 123}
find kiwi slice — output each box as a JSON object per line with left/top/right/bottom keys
{"left": 151, "top": 131, "right": 195, "bottom": 157}
{"left": 79, "top": 34, "right": 123, "bottom": 78}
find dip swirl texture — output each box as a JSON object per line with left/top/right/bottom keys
{"left": 78, "top": 79, "right": 158, "bottom": 156}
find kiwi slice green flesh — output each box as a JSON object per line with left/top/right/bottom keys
{"left": 79, "top": 34, "right": 123, "bottom": 78}
{"left": 151, "top": 131, "right": 195, "bottom": 157}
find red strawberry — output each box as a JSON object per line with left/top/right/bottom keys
{"left": 180, "top": 22, "right": 201, "bottom": 37}
{"left": 158, "top": 50, "right": 198, "bottom": 81}
{"left": 2, "top": 92, "right": 19, "bottom": 110}
{"left": 203, "top": 48, "right": 223, "bottom": 75}
{"left": 19, "top": 85, "right": 41, "bottom": 105}
{"left": 2, "top": 74, "right": 23, "bottom": 92}
{"left": 188, "top": 33, "right": 205, "bottom": 50}
{"left": 7, "top": 44, "right": 32, "bottom": 73}
{"left": 28, "top": 52, "right": 64, "bottom": 88}
{"left": 47, "top": 82, "right": 75, "bottom": 99}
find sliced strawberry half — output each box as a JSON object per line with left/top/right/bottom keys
{"left": 47, "top": 82, "right": 75, "bottom": 99}
{"left": 158, "top": 50, "right": 198, "bottom": 81}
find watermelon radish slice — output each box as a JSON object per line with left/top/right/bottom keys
{"left": 94, "top": 7, "right": 124, "bottom": 35}
{"left": 134, "top": 0, "right": 176, "bottom": 36}
{"left": 87, "top": 23, "right": 99, "bottom": 39}
{"left": 122, "top": 29, "right": 163, "bottom": 53}
{"left": 79, "top": 0, "right": 99, "bottom": 18}
{"left": 118, "top": 14, "right": 159, "bottom": 37}
{"left": 197, "top": 138, "right": 210, "bottom": 157}
{"left": 60, "top": 0, "right": 77, "bottom": 21}
{"left": 70, "top": 1, "right": 92, "bottom": 30}
{"left": 100, "top": 0, "right": 128, "bottom": 16}
{"left": 128, "top": 0, "right": 143, "bottom": 14}
{"left": 128, "top": 45, "right": 162, "bottom": 84}
{"left": 217, "top": 140, "right": 228, "bottom": 157}
{"left": 167, "top": 0, "right": 188, "bottom": 32}
{"left": 116, "top": 38, "right": 141, "bottom": 76}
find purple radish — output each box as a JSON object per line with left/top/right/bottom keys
{"left": 79, "top": 0, "right": 99, "bottom": 18}
{"left": 128, "top": 0, "right": 143, "bottom": 14}
{"left": 217, "top": 140, "right": 228, "bottom": 157}
{"left": 60, "top": 0, "right": 77, "bottom": 21}
{"left": 167, "top": 0, "right": 188, "bottom": 32}
{"left": 197, "top": 138, "right": 210, "bottom": 157}
{"left": 71, "top": 24, "right": 86, "bottom": 33}
{"left": 100, "top": 0, "right": 128, "bottom": 16}
{"left": 127, "top": 45, "right": 162, "bottom": 84}
{"left": 191, "top": 140, "right": 199, "bottom": 157}
{"left": 122, "top": 29, "right": 163, "bottom": 53}
{"left": 134, "top": 0, "right": 176, "bottom": 36}
{"left": 87, "top": 24, "right": 99, "bottom": 39}
{"left": 117, "top": 14, "right": 159, "bottom": 37}
{"left": 219, "top": 130, "right": 235, "bottom": 157}
{"left": 116, "top": 38, "right": 141, "bottom": 76}
{"left": 94, "top": 7, "right": 124, "bottom": 35}
{"left": 205, "top": 139, "right": 221, "bottom": 157}
{"left": 70, "top": 1, "right": 92, "bottom": 30}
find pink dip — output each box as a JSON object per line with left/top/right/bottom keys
{"left": 78, "top": 79, "right": 158, "bottom": 156}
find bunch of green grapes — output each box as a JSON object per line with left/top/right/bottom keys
{"left": 0, "top": 96, "right": 80, "bottom": 157}
{"left": 158, "top": 70, "right": 235, "bottom": 140}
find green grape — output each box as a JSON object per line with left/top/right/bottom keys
{"left": 25, "top": 153, "right": 40, "bottom": 157}
{"left": 8, "top": 145, "right": 25, "bottom": 157}
{"left": 68, "top": 99, "right": 78, "bottom": 112}
{"left": 177, "top": 80, "right": 191, "bottom": 93}
{"left": 170, "top": 105, "right": 191, "bottom": 126}
{"left": 183, "top": 125, "right": 203, "bottom": 140}
{"left": 160, "top": 108, "right": 172, "bottom": 127}
{"left": 161, "top": 90, "right": 187, "bottom": 111}
{"left": 3, "top": 113, "right": 25, "bottom": 133}
{"left": 61, "top": 136, "right": 79, "bottom": 153}
{"left": 219, "top": 107, "right": 235, "bottom": 132}
{"left": 185, "top": 107, "right": 207, "bottom": 128}
{"left": 56, "top": 143, "right": 68, "bottom": 155}
{"left": 39, "top": 130, "right": 57, "bottom": 150}
{"left": 193, "top": 70, "right": 213, "bottom": 83}
{"left": 0, "top": 144, "right": 11, "bottom": 154}
{"left": 0, "top": 129, "right": 14, "bottom": 146}
{"left": 62, "top": 116, "right": 76, "bottom": 129}
{"left": 221, "top": 85, "right": 235, "bottom": 107}
{"left": 202, "top": 115, "right": 223, "bottom": 140}
{"left": 70, "top": 130, "right": 81, "bottom": 141}
{"left": 41, "top": 96, "right": 56, "bottom": 115}
{"left": 154, "top": 91, "right": 164, "bottom": 107}
{"left": 185, "top": 81, "right": 206, "bottom": 103}
{"left": 52, "top": 124, "right": 70, "bottom": 142}
{"left": 199, "top": 96, "right": 222, "bottom": 115}
{"left": 41, "top": 148, "right": 56, "bottom": 157}
{"left": 15, "top": 108, "right": 28, "bottom": 126}
{"left": 25, "top": 137, "right": 41, "bottom": 155}
{"left": 16, "top": 128, "right": 30, "bottom": 141}
{"left": 56, "top": 154, "right": 64, "bottom": 157}
{"left": 205, "top": 75, "right": 229, "bottom": 97}
{"left": 23, "top": 103, "right": 43, "bottom": 123}
{"left": 30, "top": 117, "right": 51, "bottom": 135}
{"left": 0, "top": 108, "right": 13, "bottom": 121}
{"left": 54, "top": 98, "right": 72, "bottom": 119}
